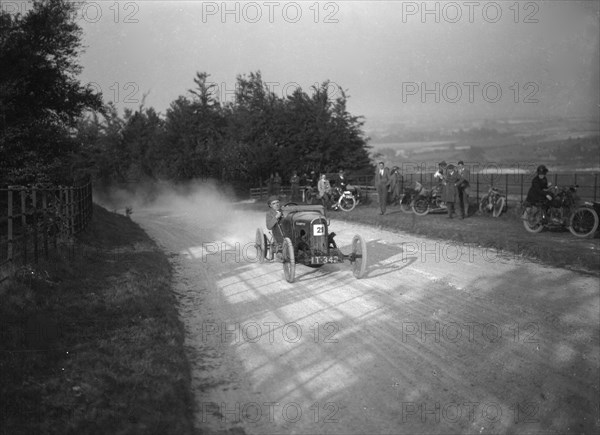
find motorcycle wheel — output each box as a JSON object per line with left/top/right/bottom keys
{"left": 282, "top": 237, "right": 296, "bottom": 283}
{"left": 412, "top": 198, "right": 430, "bottom": 216}
{"left": 351, "top": 234, "right": 368, "bottom": 279}
{"left": 400, "top": 199, "right": 413, "bottom": 213}
{"left": 479, "top": 195, "right": 492, "bottom": 215}
{"left": 255, "top": 228, "right": 266, "bottom": 263}
{"left": 492, "top": 196, "right": 506, "bottom": 218}
{"left": 338, "top": 196, "right": 357, "bottom": 212}
{"left": 305, "top": 190, "right": 313, "bottom": 204}
{"left": 523, "top": 207, "right": 544, "bottom": 233}
{"left": 569, "top": 207, "right": 599, "bottom": 238}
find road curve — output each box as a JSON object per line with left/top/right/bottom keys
{"left": 134, "top": 204, "right": 599, "bottom": 435}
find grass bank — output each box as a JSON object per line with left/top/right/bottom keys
{"left": 0, "top": 204, "right": 195, "bottom": 435}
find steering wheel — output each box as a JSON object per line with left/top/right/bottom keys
{"left": 283, "top": 202, "right": 298, "bottom": 207}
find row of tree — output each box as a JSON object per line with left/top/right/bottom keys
{"left": 1, "top": 0, "right": 373, "bottom": 191}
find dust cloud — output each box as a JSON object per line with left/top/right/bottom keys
{"left": 93, "top": 179, "right": 262, "bottom": 249}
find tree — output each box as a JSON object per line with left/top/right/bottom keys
{"left": 0, "top": 0, "right": 102, "bottom": 185}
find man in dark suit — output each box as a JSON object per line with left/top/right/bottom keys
{"left": 373, "top": 162, "right": 391, "bottom": 215}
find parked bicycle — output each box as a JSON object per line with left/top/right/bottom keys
{"left": 479, "top": 186, "right": 507, "bottom": 218}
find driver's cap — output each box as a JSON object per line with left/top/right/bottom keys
{"left": 267, "top": 195, "right": 279, "bottom": 206}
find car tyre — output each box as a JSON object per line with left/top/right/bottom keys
{"left": 282, "top": 237, "right": 296, "bottom": 283}
{"left": 351, "top": 234, "right": 368, "bottom": 279}
{"left": 255, "top": 228, "right": 266, "bottom": 263}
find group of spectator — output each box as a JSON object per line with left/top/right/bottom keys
{"left": 264, "top": 169, "right": 351, "bottom": 207}
{"left": 266, "top": 161, "right": 553, "bottom": 221}
{"left": 375, "top": 160, "right": 470, "bottom": 217}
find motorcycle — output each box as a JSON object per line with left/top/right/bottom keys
{"left": 399, "top": 181, "right": 423, "bottom": 214}
{"left": 412, "top": 184, "right": 446, "bottom": 216}
{"left": 330, "top": 185, "right": 361, "bottom": 212}
{"left": 522, "top": 184, "right": 599, "bottom": 238}
{"left": 479, "top": 186, "right": 507, "bottom": 218}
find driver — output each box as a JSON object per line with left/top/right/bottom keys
{"left": 266, "top": 195, "right": 284, "bottom": 244}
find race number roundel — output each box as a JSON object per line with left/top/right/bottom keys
{"left": 313, "top": 224, "right": 325, "bottom": 236}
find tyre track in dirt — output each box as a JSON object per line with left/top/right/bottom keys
{"left": 134, "top": 206, "right": 599, "bottom": 435}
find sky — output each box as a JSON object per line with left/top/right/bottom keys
{"left": 14, "top": 0, "right": 599, "bottom": 130}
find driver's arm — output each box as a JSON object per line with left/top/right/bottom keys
{"left": 266, "top": 210, "right": 282, "bottom": 230}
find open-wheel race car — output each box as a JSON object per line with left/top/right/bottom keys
{"left": 255, "top": 203, "right": 368, "bottom": 283}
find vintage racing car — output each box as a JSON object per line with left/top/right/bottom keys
{"left": 255, "top": 203, "right": 368, "bottom": 283}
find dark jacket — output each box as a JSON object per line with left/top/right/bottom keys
{"left": 526, "top": 175, "right": 549, "bottom": 204}
{"left": 443, "top": 170, "right": 460, "bottom": 203}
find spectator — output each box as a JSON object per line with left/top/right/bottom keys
{"left": 317, "top": 173, "right": 334, "bottom": 209}
{"left": 389, "top": 166, "right": 402, "bottom": 206}
{"left": 373, "top": 162, "right": 391, "bottom": 215}
{"left": 290, "top": 170, "right": 300, "bottom": 202}
{"left": 444, "top": 164, "right": 460, "bottom": 218}
{"left": 456, "top": 161, "right": 470, "bottom": 218}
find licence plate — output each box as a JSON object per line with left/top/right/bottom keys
{"left": 310, "top": 255, "right": 342, "bottom": 264}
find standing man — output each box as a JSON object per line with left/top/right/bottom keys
{"left": 456, "top": 160, "right": 470, "bottom": 218}
{"left": 444, "top": 164, "right": 461, "bottom": 218}
{"left": 374, "top": 162, "right": 391, "bottom": 215}
{"left": 290, "top": 170, "right": 300, "bottom": 202}
{"left": 317, "top": 173, "right": 334, "bottom": 209}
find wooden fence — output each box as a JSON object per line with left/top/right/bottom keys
{"left": 0, "top": 181, "right": 93, "bottom": 281}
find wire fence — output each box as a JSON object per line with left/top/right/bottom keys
{"left": 251, "top": 172, "right": 599, "bottom": 205}
{"left": 0, "top": 180, "right": 93, "bottom": 282}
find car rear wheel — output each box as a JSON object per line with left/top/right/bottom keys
{"left": 569, "top": 207, "right": 599, "bottom": 238}
{"left": 282, "top": 237, "right": 296, "bottom": 283}
{"left": 255, "top": 228, "right": 266, "bottom": 263}
{"left": 351, "top": 234, "right": 368, "bottom": 279}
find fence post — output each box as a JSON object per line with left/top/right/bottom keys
{"left": 21, "top": 189, "right": 27, "bottom": 264}
{"left": 505, "top": 174, "right": 508, "bottom": 207}
{"left": 476, "top": 173, "right": 480, "bottom": 202}
{"left": 42, "top": 190, "right": 48, "bottom": 259}
{"left": 8, "top": 189, "right": 13, "bottom": 262}
{"left": 520, "top": 174, "right": 524, "bottom": 204}
{"left": 32, "top": 189, "right": 38, "bottom": 263}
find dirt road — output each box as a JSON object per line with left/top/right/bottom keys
{"left": 134, "top": 203, "right": 599, "bottom": 435}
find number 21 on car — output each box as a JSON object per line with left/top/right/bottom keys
{"left": 313, "top": 224, "right": 324, "bottom": 236}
